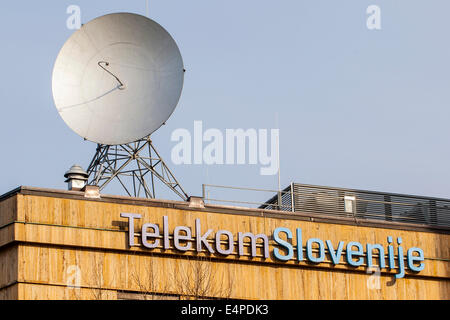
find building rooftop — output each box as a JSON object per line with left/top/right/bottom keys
{"left": 260, "top": 182, "right": 450, "bottom": 230}
{"left": 1, "top": 185, "right": 449, "bottom": 234}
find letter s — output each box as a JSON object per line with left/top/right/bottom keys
{"left": 273, "top": 227, "right": 293, "bottom": 261}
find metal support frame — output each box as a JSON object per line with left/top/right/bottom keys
{"left": 86, "top": 136, "right": 188, "bottom": 200}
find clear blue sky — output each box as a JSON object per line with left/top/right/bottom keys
{"left": 1, "top": 1, "right": 449, "bottom": 203}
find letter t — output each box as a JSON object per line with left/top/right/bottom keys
{"left": 120, "top": 213, "right": 142, "bottom": 246}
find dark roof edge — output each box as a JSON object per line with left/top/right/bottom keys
{"left": 1, "top": 186, "right": 449, "bottom": 234}
{"left": 0, "top": 186, "right": 23, "bottom": 201}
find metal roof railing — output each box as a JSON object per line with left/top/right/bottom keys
{"left": 202, "top": 183, "right": 450, "bottom": 229}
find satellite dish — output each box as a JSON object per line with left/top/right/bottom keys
{"left": 53, "top": 12, "right": 189, "bottom": 200}
{"left": 52, "top": 12, "right": 184, "bottom": 145}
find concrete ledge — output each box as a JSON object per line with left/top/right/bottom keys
{"left": 2, "top": 186, "right": 449, "bottom": 234}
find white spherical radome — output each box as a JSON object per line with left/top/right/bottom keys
{"left": 52, "top": 13, "right": 184, "bottom": 145}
